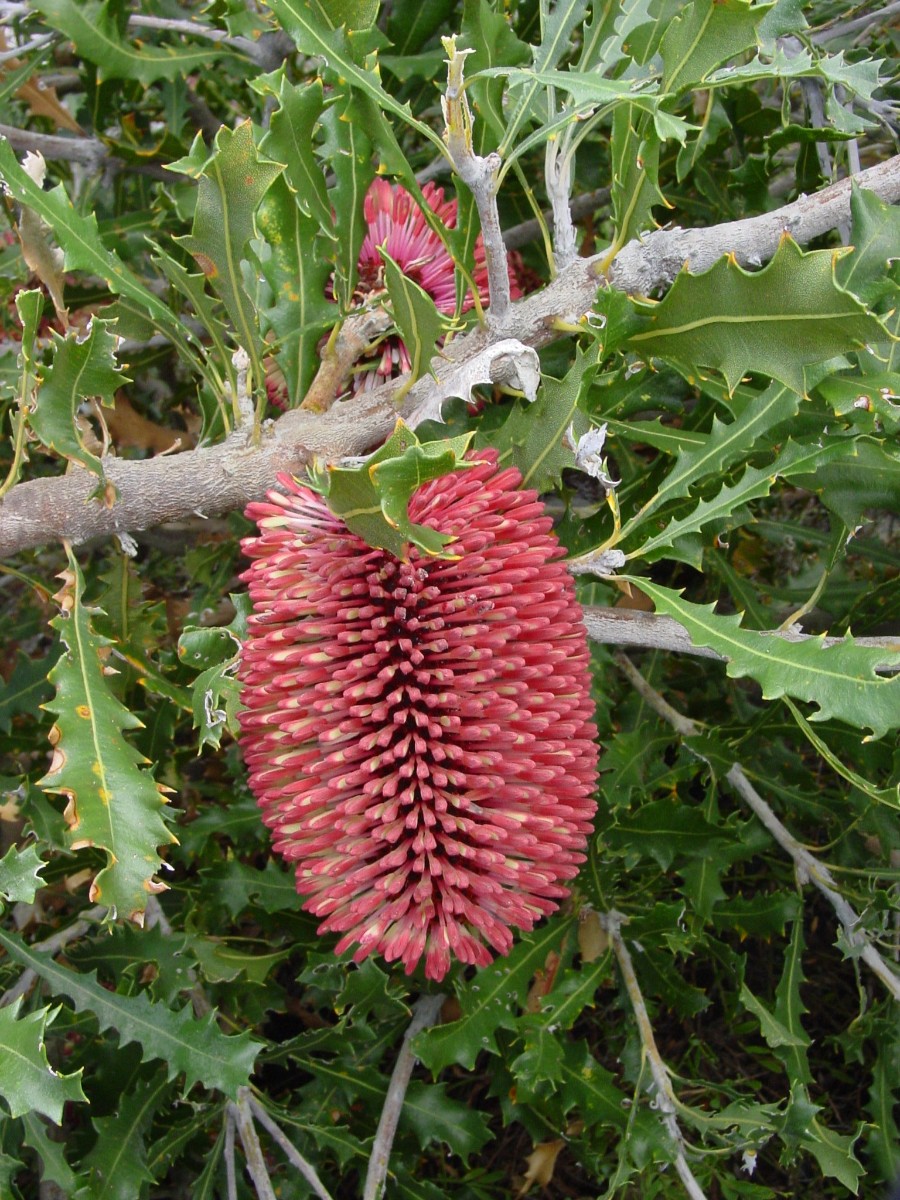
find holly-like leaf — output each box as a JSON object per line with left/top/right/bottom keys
{"left": 380, "top": 246, "right": 452, "bottom": 388}
{"left": 176, "top": 121, "right": 284, "bottom": 386}
{"left": 30, "top": 0, "right": 232, "bottom": 84}
{"left": 0, "top": 999, "right": 87, "bottom": 1123}
{"left": 39, "top": 548, "right": 177, "bottom": 920}
{"left": 28, "top": 318, "right": 126, "bottom": 494}
{"left": 178, "top": 598, "right": 248, "bottom": 752}
{"left": 402, "top": 1081, "right": 492, "bottom": 1162}
{"left": 415, "top": 915, "right": 576, "bottom": 1072}
{"left": 320, "top": 420, "right": 477, "bottom": 558}
{"left": 631, "top": 580, "right": 900, "bottom": 738}
{"left": 490, "top": 345, "right": 598, "bottom": 492}
{"left": 21, "top": 1110, "right": 78, "bottom": 1192}
{"left": 660, "top": 0, "right": 772, "bottom": 93}
{"left": 0, "top": 648, "right": 56, "bottom": 734}
{"left": 793, "top": 438, "right": 900, "bottom": 526}
{"left": 739, "top": 984, "right": 808, "bottom": 1050}
{"left": 837, "top": 184, "right": 900, "bottom": 307}
{"left": 0, "top": 843, "right": 46, "bottom": 904}
{"left": 627, "top": 238, "right": 892, "bottom": 394}
{"left": 0, "top": 927, "right": 262, "bottom": 1099}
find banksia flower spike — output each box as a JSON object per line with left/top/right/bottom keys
{"left": 350, "top": 179, "right": 524, "bottom": 391}
{"left": 238, "top": 453, "right": 598, "bottom": 981}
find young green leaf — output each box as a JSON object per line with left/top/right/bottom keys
{"left": 380, "top": 245, "right": 452, "bottom": 389}
{"left": 0, "top": 999, "right": 86, "bottom": 1123}
{"left": 39, "top": 549, "right": 177, "bottom": 920}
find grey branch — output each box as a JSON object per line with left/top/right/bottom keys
{"left": 2, "top": 154, "right": 900, "bottom": 558}
{"left": 613, "top": 651, "right": 900, "bottom": 1004}
{"left": 0, "top": 123, "right": 178, "bottom": 182}
{"left": 581, "top": 607, "right": 900, "bottom": 673}
{"left": 229, "top": 1088, "right": 278, "bottom": 1200}
{"left": 247, "top": 1096, "right": 335, "bottom": 1200}
{"left": 363, "top": 994, "right": 445, "bottom": 1200}
{"left": 603, "top": 910, "right": 710, "bottom": 1200}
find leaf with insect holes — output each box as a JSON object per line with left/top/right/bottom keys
{"left": 0, "top": 999, "right": 86, "bottom": 1123}
{"left": 631, "top": 579, "right": 900, "bottom": 738}
{"left": 176, "top": 122, "right": 283, "bottom": 385}
{"left": 319, "top": 421, "right": 479, "bottom": 558}
{"left": 0, "top": 927, "right": 262, "bottom": 1099}
{"left": 0, "top": 843, "right": 46, "bottom": 904}
{"left": 627, "top": 238, "right": 892, "bottom": 394}
{"left": 28, "top": 319, "right": 126, "bottom": 496}
{"left": 39, "top": 548, "right": 177, "bottom": 920}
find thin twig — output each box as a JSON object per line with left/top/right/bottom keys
{"left": 580, "top": 606, "right": 900, "bottom": 673}
{"left": 602, "top": 910, "right": 709, "bottom": 1200}
{"left": 299, "top": 308, "right": 393, "bottom": 413}
{"left": 612, "top": 651, "right": 900, "bottom": 1004}
{"left": 0, "top": 123, "right": 179, "bottom": 182}
{"left": 441, "top": 36, "right": 510, "bottom": 321}
{"left": 363, "top": 993, "right": 445, "bottom": 1200}
{"left": 248, "top": 1095, "right": 335, "bottom": 1200}
{"left": 503, "top": 187, "right": 611, "bottom": 251}
{"left": 0, "top": 904, "right": 107, "bottom": 1009}
{"left": 225, "top": 1105, "right": 237, "bottom": 1200}
{"left": 229, "top": 1088, "right": 278, "bottom": 1200}
{"left": 545, "top": 136, "right": 578, "bottom": 271}
{"left": 810, "top": 1, "right": 900, "bottom": 43}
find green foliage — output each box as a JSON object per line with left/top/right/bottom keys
{"left": 0, "top": 1, "right": 897, "bottom": 1197}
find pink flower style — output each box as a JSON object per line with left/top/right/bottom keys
{"left": 237, "top": 453, "right": 598, "bottom": 981}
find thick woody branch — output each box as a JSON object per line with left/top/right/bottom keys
{"left": 1, "top": 154, "right": 899, "bottom": 559}
{"left": 581, "top": 607, "right": 900, "bottom": 672}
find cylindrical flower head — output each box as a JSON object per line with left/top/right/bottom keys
{"left": 238, "top": 453, "right": 598, "bottom": 981}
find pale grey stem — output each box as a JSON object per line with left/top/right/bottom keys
{"left": 0, "top": 124, "right": 177, "bottom": 182}
{"left": 810, "top": 1, "right": 900, "bottom": 43}
{"left": 613, "top": 651, "right": 900, "bottom": 1004}
{"left": 230, "top": 1088, "right": 278, "bottom": 1200}
{"left": 225, "top": 1106, "right": 238, "bottom": 1200}
{"left": 545, "top": 137, "right": 578, "bottom": 271}
{"left": 441, "top": 38, "right": 511, "bottom": 320}
{"left": 0, "top": 904, "right": 107, "bottom": 1009}
{"left": 247, "top": 1095, "right": 335, "bottom": 1200}
{"left": 602, "top": 910, "right": 710, "bottom": 1200}
{"left": 363, "top": 994, "right": 445, "bottom": 1200}
{"left": 0, "top": 33, "right": 54, "bottom": 62}
{"left": 125, "top": 14, "right": 288, "bottom": 69}
{"left": 581, "top": 606, "right": 900, "bottom": 673}
{"left": 503, "top": 187, "right": 611, "bottom": 251}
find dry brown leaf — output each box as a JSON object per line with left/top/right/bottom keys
{"left": 0, "top": 31, "right": 83, "bottom": 132}
{"left": 104, "top": 393, "right": 194, "bottom": 455}
{"left": 578, "top": 908, "right": 609, "bottom": 962}
{"left": 516, "top": 1139, "right": 565, "bottom": 1196}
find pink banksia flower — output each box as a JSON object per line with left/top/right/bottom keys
{"left": 237, "top": 453, "right": 598, "bottom": 981}
{"left": 350, "top": 179, "right": 525, "bottom": 391}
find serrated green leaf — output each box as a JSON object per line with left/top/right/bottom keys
{"left": 201, "top": 859, "right": 307, "bottom": 918}
{"left": 490, "top": 344, "right": 598, "bottom": 491}
{"left": 837, "top": 184, "right": 900, "bottom": 307}
{"left": 0, "top": 928, "right": 262, "bottom": 1099}
{"left": 631, "top": 580, "right": 900, "bottom": 738}
{"left": 415, "top": 915, "right": 576, "bottom": 1072}
{"left": 21, "top": 1110, "right": 78, "bottom": 1192}
{"left": 0, "top": 999, "right": 86, "bottom": 1123}
{"left": 380, "top": 245, "right": 451, "bottom": 389}
{"left": 774, "top": 919, "right": 812, "bottom": 1085}
{"left": 784, "top": 698, "right": 898, "bottom": 810}
{"left": 28, "top": 319, "right": 126, "bottom": 491}
{"left": 322, "top": 420, "right": 477, "bottom": 557}
{"left": 177, "top": 121, "right": 283, "bottom": 387}
{"left": 628, "top": 238, "right": 892, "bottom": 395}
{"left": 39, "top": 548, "right": 177, "bottom": 920}
{"left": 0, "top": 141, "right": 197, "bottom": 363}
{"left": 73, "top": 1071, "right": 171, "bottom": 1200}
{"left": 319, "top": 95, "right": 373, "bottom": 308}
{"left": 0, "top": 649, "right": 56, "bottom": 734}
{"left": 0, "top": 843, "right": 46, "bottom": 904}
{"left": 606, "top": 799, "right": 731, "bottom": 871}
{"left": 610, "top": 104, "right": 666, "bottom": 246}
{"left": 661, "top": 0, "right": 771, "bottom": 93}
{"left": 557, "top": 1040, "right": 628, "bottom": 1127}
{"left": 626, "top": 437, "right": 851, "bottom": 563}
{"left": 793, "top": 438, "right": 900, "bottom": 526}
{"left": 402, "top": 1081, "right": 492, "bottom": 1162}
{"left": 264, "top": 0, "right": 446, "bottom": 156}
{"left": 801, "top": 1118, "right": 865, "bottom": 1193}
{"left": 30, "top": 0, "right": 233, "bottom": 83}
{"left": 866, "top": 1027, "right": 900, "bottom": 1181}
{"left": 620, "top": 381, "right": 800, "bottom": 538}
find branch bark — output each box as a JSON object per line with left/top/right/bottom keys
{"left": 2, "top": 154, "right": 899, "bottom": 558}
